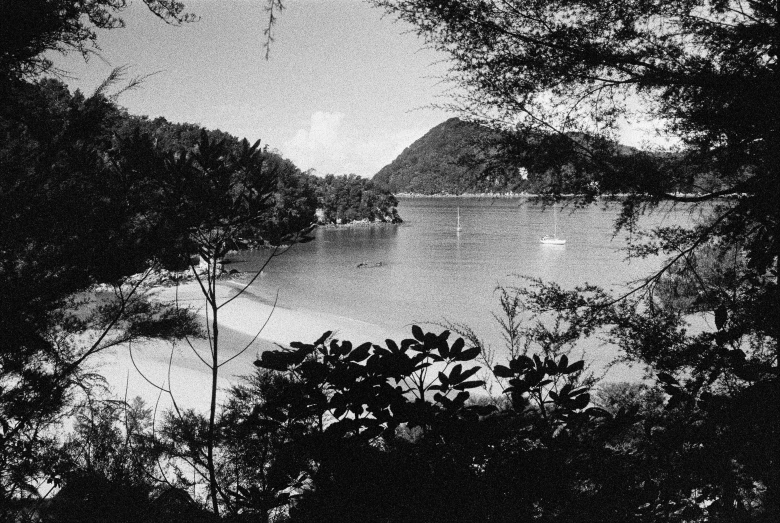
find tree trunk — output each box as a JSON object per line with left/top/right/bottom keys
{"left": 207, "top": 258, "right": 220, "bottom": 516}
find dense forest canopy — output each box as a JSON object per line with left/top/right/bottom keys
{"left": 373, "top": 117, "right": 518, "bottom": 194}
{"left": 317, "top": 173, "right": 402, "bottom": 224}
{"left": 372, "top": 116, "right": 663, "bottom": 194}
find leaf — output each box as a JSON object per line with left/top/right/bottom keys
{"left": 314, "top": 331, "right": 332, "bottom": 345}
{"left": 450, "top": 337, "right": 465, "bottom": 357}
{"left": 656, "top": 372, "right": 678, "bottom": 386}
{"left": 454, "top": 391, "right": 470, "bottom": 404}
{"left": 493, "top": 364, "right": 514, "bottom": 378}
{"left": 400, "top": 338, "right": 417, "bottom": 352}
{"left": 558, "top": 354, "right": 568, "bottom": 371}
{"left": 454, "top": 380, "right": 485, "bottom": 390}
{"left": 386, "top": 339, "right": 400, "bottom": 353}
{"left": 569, "top": 393, "right": 590, "bottom": 410}
{"left": 438, "top": 339, "right": 450, "bottom": 360}
{"left": 564, "top": 360, "right": 585, "bottom": 374}
{"left": 510, "top": 355, "right": 533, "bottom": 372}
{"left": 715, "top": 303, "right": 727, "bottom": 331}
{"left": 254, "top": 351, "right": 290, "bottom": 371}
{"left": 349, "top": 342, "right": 372, "bottom": 362}
{"left": 456, "top": 346, "right": 481, "bottom": 361}
{"left": 453, "top": 365, "right": 480, "bottom": 384}
{"left": 411, "top": 325, "right": 425, "bottom": 341}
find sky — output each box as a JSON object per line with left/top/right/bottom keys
{"left": 50, "top": 0, "right": 452, "bottom": 177}
{"left": 50, "top": 0, "right": 665, "bottom": 177}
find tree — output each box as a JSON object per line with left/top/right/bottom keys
{"left": 0, "top": 79, "right": 202, "bottom": 516}
{"left": 315, "top": 174, "right": 401, "bottom": 224}
{"left": 0, "top": 1, "right": 295, "bottom": 518}
{"left": 373, "top": 0, "right": 779, "bottom": 518}
{"left": 0, "top": 1, "right": 194, "bottom": 81}
{"left": 127, "top": 128, "right": 316, "bottom": 516}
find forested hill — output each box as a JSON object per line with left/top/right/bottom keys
{"left": 372, "top": 118, "right": 518, "bottom": 194}
{"left": 373, "top": 118, "right": 675, "bottom": 196}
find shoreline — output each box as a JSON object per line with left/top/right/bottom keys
{"left": 394, "top": 191, "right": 729, "bottom": 199}
{"left": 96, "top": 278, "right": 403, "bottom": 411}
{"left": 317, "top": 220, "right": 401, "bottom": 229}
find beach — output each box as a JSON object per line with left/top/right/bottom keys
{"left": 95, "top": 278, "right": 405, "bottom": 412}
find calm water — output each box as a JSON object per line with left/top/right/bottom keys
{"left": 230, "top": 197, "right": 702, "bottom": 377}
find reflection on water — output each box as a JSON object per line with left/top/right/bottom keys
{"left": 230, "top": 197, "right": 699, "bottom": 379}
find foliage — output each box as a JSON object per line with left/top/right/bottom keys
{"left": 0, "top": 76, "right": 319, "bottom": 517}
{"left": 247, "top": 326, "right": 645, "bottom": 522}
{"left": 371, "top": 1, "right": 779, "bottom": 518}
{"left": 0, "top": 77, "right": 206, "bottom": 514}
{"left": 373, "top": 117, "right": 520, "bottom": 194}
{"left": 264, "top": 159, "right": 320, "bottom": 245}
{"left": 371, "top": 117, "right": 675, "bottom": 196}
{"left": 41, "top": 397, "right": 218, "bottom": 523}
{"left": 316, "top": 173, "right": 401, "bottom": 224}
{"left": 43, "top": 398, "right": 160, "bottom": 522}
{"left": 0, "top": 1, "right": 194, "bottom": 81}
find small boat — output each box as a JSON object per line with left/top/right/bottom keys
{"left": 540, "top": 235, "right": 566, "bottom": 245}
{"left": 540, "top": 207, "right": 566, "bottom": 245}
{"left": 456, "top": 207, "right": 462, "bottom": 232}
{"left": 356, "top": 261, "right": 383, "bottom": 269}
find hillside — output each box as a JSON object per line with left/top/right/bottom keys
{"left": 372, "top": 118, "right": 521, "bottom": 194}
{"left": 372, "top": 118, "right": 688, "bottom": 196}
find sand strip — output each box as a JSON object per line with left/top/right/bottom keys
{"left": 95, "top": 280, "right": 404, "bottom": 411}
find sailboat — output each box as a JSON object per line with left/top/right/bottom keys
{"left": 540, "top": 207, "right": 566, "bottom": 245}
{"left": 456, "top": 207, "right": 462, "bottom": 232}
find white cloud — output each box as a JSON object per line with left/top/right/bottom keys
{"left": 283, "top": 111, "right": 347, "bottom": 174}
{"left": 282, "top": 112, "right": 429, "bottom": 177}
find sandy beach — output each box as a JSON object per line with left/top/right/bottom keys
{"left": 95, "top": 278, "right": 406, "bottom": 412}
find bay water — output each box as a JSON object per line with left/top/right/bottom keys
{"left": 230, "top": 197, "right": 705, "bottom": 381}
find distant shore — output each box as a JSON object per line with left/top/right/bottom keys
{"left": 395, "top": 191, "right": 723, "bottom": 199}
{"left": 396, "top": 192, "right": 535, "bottom": 198}
{"left": 318, "top": 220, "right": 400, "bottom": 228}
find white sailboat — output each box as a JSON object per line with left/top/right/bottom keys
{"left": 540, "top": 207, "right": 566, "bottom": 245}
{"left": 456, "top": 207, "right": 463, "bottom": 232}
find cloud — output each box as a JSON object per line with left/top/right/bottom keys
{"left": 293, "top": 111, "right": 344, "bottom": 150}
{"left": 283, "top": 112, "right": 428, "bottom": 177}
{"left": 283, "top": 112, "right": 346, "bottom": 174}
